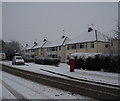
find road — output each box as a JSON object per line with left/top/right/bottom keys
{"left": 1, "top": 64, "right": 120, "bottom": 100}
{"left": 1, "top": 70, "right": 93, "bottom": 100}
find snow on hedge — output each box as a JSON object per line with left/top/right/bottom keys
{"left": 69, "top": 52, "right": 102, "bottom": 59}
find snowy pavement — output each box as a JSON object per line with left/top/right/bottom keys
{"left": 1, "top": 71, "right": 94, "bottom": 99}
{"left": 0, "top": 61, "right": 120, "bottom": 86}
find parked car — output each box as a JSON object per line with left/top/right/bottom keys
{"left": 0, "top": 53, "right": 6, "bottom": 61}
{"left": 12, "top": 56, "right": 25, "bottom": 65}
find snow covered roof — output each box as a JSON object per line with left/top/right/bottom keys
{"left": 67, "top": 30, "right": 109, "bottom": 45}
{"left": 45, "top": 36, "right": 71, "bottom": 48}
{"left": 31, "top": 41, "right": 52, "bottom": 49}
{"left": 32, "top": 41, "right": 45, "bottom": 49}
{"left": 25, "top": 45, "right": 32, "bottom": 50}
{"left": 24, "top": 40, "right": 52, "bottom": 50}
{"left": 42, "top": 41, "right": 52, "bottom": 48}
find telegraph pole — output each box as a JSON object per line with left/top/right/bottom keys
{"left": 95, "top": 29, "right": 98, "bottom": 53}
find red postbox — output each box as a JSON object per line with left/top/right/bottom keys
{"left": 69, "top": 57, "right": 75, "bottom": 72}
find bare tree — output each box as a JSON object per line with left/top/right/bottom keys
{"left": 0, "top": 40, "right": 6, "bottom": 53}
{"left": 110, "top": 2, "right": 120, "bottom": 55}
{"left": 4, "top": 41, "right": 22, "bottom": 60}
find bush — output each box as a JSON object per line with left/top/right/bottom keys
{"left": 75, "top": 54, "right": 120, "bottom": 73}
{"left": 76, "top": 57, "right": 85, "bottom": 70}
{"left": 23, "top": 57, "right": 34, "bottom": 62}
{"left": 34, "top": 57, "right": 60, "bottom": 67}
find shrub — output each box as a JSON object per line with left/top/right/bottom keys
{"left": 76, "top": 57, "right": 85, "bottom": 69}
{"left": 74, "top": 54, "right": 120, "bottom": 73}
{"left": 34, "top": 57, "right": 60, "bottom": 67}
{"left": 23, "top": 57, "right": 34, "bottom": 62}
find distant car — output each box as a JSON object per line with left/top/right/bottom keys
{"left": 12, "top": 56, "right": 25, "bottom": 65}
{"left": 0, "top": 53, "right": 6, "bottom": 61}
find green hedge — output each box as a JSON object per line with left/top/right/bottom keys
{"left": 75, "top": 55, "right": 120, "bottom": 73}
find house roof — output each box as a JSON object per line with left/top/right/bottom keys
{"left": 25, "top": 45, "right": 32, "bottom": 50}
{"left": 32, "top": 42, "right": 45, "bottom": 49}
{"left": 66, "top": 30, "right": 109, "bottom": 45}
{"left": 24, "top": 29, "right": 108, "bottom": 50}
{"left": 42, "top": 41, "right": 52, "bottom": 48}
{"left": 44, "top": 36, "right": 71, "bottom": 48}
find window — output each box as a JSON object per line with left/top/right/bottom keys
{"left": 15, "top": 56, "right": 22, "bottom": 59}
{"left": 31, "top": 49, "right": 34, "bottom": 52}
{"left": 76, "top": 44, "right": 79, "bottom": 49}
{"left": 111, "top": 42, "right": 113, "bottom": 46}
{"left": 47, "top": 48, "right": 52, "bottom": 52}
{"left": 52, "top": 47, "right": 57, "bottom": 51}
{"left": 80, "top": 42, "right": 87, "bottom": 48}
{"left": 85, "top": 42, "right": 87, "bottom": 48}
{"left": 67, "top": 45, "right": 69, "bottom": 50}
{"left": 52, "top": 55, "right": 57, "bottom": 58}
{"left": 105, "top": 44, "right": 109, "bottom": 48}
{"left": 71, "top": 44, "right": 76, "bottom": 49}
{"left": 67, "top": 44, "right": 76, "bottom": 50}
{"left": 59, "top": 46, "right": 61, "bottom": 50}
{"left": 90, "top": 42, "right": 94, "bottom": 48}
{"left": 80, "top": 43, "right": 84, "bottom": 48}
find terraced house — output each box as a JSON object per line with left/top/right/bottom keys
{"left": 65, "top": 29, "right": 110, "bottom": 61}
{"left": 23, "top": 39, "right": 52, "bottom": 58}
{"left": 44, "top": 36, "right": 71, "bottom": 62}
{"left": 23, "top": 28, "right": 111, "bottom": 63}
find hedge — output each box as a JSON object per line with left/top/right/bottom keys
{"left": 74, "top": 55, "right": 120, "bottom": 73}
{"left": 23, "top": 57, "right": 34, "bottom": 63}
{"left": 34, "top": 57, "right": 60, "bottom": 67}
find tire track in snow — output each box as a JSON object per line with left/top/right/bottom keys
{"left": 2, "top": 72, "right": 52, "bottom": 99}
{"left": 1, "top": 80, "right": 28, "bottom": 100}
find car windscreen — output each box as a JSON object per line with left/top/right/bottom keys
{"left": 16, "top": 57, "right": 23, "bottom": 59}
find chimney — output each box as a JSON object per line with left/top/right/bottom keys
{"left": 62, "top": 29, "right": 65, "bottom": 39}
{"left": 88, "top": 24, "right": 93, "bottom": 32}
{"left": 43, "top": 38, "right": 47, "bottom": 42}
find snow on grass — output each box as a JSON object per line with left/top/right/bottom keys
{"left": 0, "top": 61, "right": 120, "bottom": 86}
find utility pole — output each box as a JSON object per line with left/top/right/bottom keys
{"left": 118, "top": 2, "right": 120, "bottom": 55}
{"left": 95, "top": 30, "right": 98, "bottom": 53}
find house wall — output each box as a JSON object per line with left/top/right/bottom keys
{"left": 95, "top": 41, "right": 110, "bottom": 53}
{"left": 24, "top": 41, "right": 110, "bottom": 63}
{"left": 65, "top": 41, "right": 110, "bottom": 62}
{"left": 43, "top": 46, "right": 66, "bottom": 62}
{"left": 60, "top": 45, "right": 66, "bottom": 62}
{"left": 43, "top": 48, "right": 48, "bottom": 57}
{"left": 38, "top": 48, "right": 44, "bottom": 57}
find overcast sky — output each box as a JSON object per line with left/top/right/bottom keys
{"left": 0, "top": 2, "right": 1, "bottom": 39}
{"left": 2, "top": 2, "right": 118, "bottom": 46}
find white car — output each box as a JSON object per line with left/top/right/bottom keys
{"left": 12, "top": 56, "right": 25, "bottom": 65}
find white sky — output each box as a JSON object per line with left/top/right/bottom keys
{"left": 1, "top": 0, "right": 119, "bottom": 46}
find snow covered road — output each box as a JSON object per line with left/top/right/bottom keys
{"left": 1, "top": 71, "right": 93, "bottom": 100}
